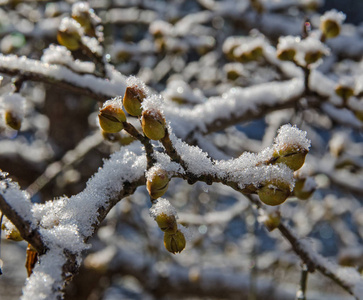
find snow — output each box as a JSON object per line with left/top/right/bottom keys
{"left": 102, "top": 97, "right": 123, "bottom": 110}
{"left": 149, "top": 198, "right": 178, "bottom": 219}
{"left": 167, "top": 124, "right": 303, "bottom": 190}
{"left": 301, "top": 176, "right": 317, "bottom": 193}
{"left": 273, "top": 124, "right": 311, "bottom": 152}
{"left": 21, "top": 249, "right": 64, "bottom": 300}
{"left": 41, "top": 45, "right": 95, "bottom": 74}
{"left": 320, "top": 9, "right": 346, "bottom": 25}
{"left": 164, "top": 78, "right": 304, "bottom": 138}
{"left": 71, "top": 1, "right": 90, "bottom": 17}
{"left": 277, "top": 35, "right": 300, "bottom": 52}
{"left": 81, "top": 36, "right": 103, "bottom": 56}
{"left": 0, "top": 93, "right": 26, "bottom": 119}
{"left": 0, "top": 172, "right": 33, "bottom": 224}
{"left": 0, "top": 54, "right": 127, "bottom": 97}
{"left": 142, "top": 94, "right": 164, "bottom": 115}
{"left": 58, "top": 17, "right": 82, "bottom": 35}
{"left": 294, "top": 36, "right": 330, "bottom": 66}
{"left": 162, "top": 79, "right": 205, "bottom": 105}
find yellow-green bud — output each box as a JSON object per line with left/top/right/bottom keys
{"left": 355, "top": 110, "right": 363, "bottom": 122}
{"left": 236, "top": 51, "right": 251, "bottom": 63}
{"left": 293, "top": 177, "right": 315, "bottom": 200}
{"left": 147, "top": 169, "right": 169, "bottom": 199}
{"left": 98, "top": 103, "right": 126, "bottom": 133}
{"left": 258, "top": 180, "right": 290, "bottom": 206}
{"left": 250, "top": 0, "right": 264, "bottom": 14}
{"left": 164, "top": 230, "right": 186, "bottom": 254}
{"left": 320, "top": 19, "right": 340, "bottom": 39}
{"left": 273, "top": 145, "right": 308, "bottom": 171}
{"left": 141, "top": 110, "right": 166, "bottom": 140}
{"left": 4, "top": 111, "right": 21, "bottom": 131}
{"left": 335, "top": 84, "right": 354, "bottom": 101}
{"left": 57, "top": 29, "right": 81, "bottom": 51}
{"left": 263, "top": 211, "right": 281, "bottom": 232}
{"left": 5, "top": 226, "right": 23, "bottom": 242}
{"left": 72, "top": 12, "right": 96, "bottom": 37}
{"left": 304, "top": 50, "right": 323, "bottom": 65}
{"left": 123, "top": 86, "right": 146, "bottom": 117}
{"left": 250, "top": 46, "right": 263, "bottom": 60}
{"left": 226, "top": 69, "right": 240, "bottom": 81}
{"left": 155, "top": 213, "right": 177, "bottom": 234}
{"left": 277, "top": 48, "right": 296, "bottom": 62}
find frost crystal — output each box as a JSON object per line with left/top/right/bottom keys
{"left": 149, "top": 198, "right": 178, "bottom": 219}
{"left": 126, "top": 75, "right": 149, "bottom": 95}
{"left": 102, "top": 97, "right": 123, "bottom": 109}
{"left": 142, "top": 94, "right": 164, "bottom": 114}
{"left": 274, "top": 124, "right": 311, "bottom": 151}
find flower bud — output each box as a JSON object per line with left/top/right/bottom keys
{"left": 147, "top": 168, "right": 169, "bottom": 199}
{"left": 258, "top": 180, "right": 291, "bottom": 206}
{"left": 293, "top": 177, "right": 316, "bottom": 200}
{"left": 320, "top": 19, "right": 340, "bottom": 39}
{"left": 141, "top": 109, "right": 166, "bottom": 140}
{"left": 304, "top": 50, "right": 323, "bottom": 65}
{"left": 355, "top": 110, "right": 363, "bottom": 122}
{"left": 98, "top": 101, "right": 126, "bottom": 133}
{"left": 5, "top": 226, "right": 23, "bottom": 242}
{"left": 273, "top": 145, "right": 308, "bottom": 171}
{"left": 277, "top": 48, "right": 296, "bottom": 62}
{"left": 4, "top": 110, "right": 21, "bottom": 131}
{"left": 335, "top": 84, "right": 354, "bottom": 101}
{"left": 57, "top": 19, "right": 82, "bottom": 51}
{"left": 72, "top": 5, "right": 95, "bottom": 37}
{"left": 155, "top": 212, "right": 177, "bottom": 234}
{"left": 123, "top": 86, "right": 146, "bottom": 117}
{"left": 164, "top": 230, "right": 186, "bottom": 254}
{"left": 262, "top": 210, "right": 281, "bottom": 232}
{"left": 250, "top": 0, "right": 264, "bottom": 14}
{"left": 250, "top": 46, "right": 263, "bottom": 60}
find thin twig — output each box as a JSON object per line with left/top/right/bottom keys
{"left": 296, "top": 264, "right": 309, "bottom": 300}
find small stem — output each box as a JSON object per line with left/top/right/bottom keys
{"left": 304, "top": 66, "right": 311, "bottom": 94}
{"left": 122, "top": 122, "right": 155, "bottom": 169}
{"left": 296, "top": 264, "right": 309, "bottom": 300}
{"left": 160, "top": 129, "right": 186, "bottom": 168}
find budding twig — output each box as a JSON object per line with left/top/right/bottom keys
{"left": 122, "top": 121, "right": 156, "bottom": 169}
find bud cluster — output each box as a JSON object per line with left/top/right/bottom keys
{"left": 276, "top": 35, "right": 329, "bottom": 66}
{"left": 256, "top": 125, "right": 311, "bottom": 206}
{"left": 223, "top": 36, "right": 265, "bottom": 63}
{"left": 149, "top": 198, "right": 186, "bottom": 254}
